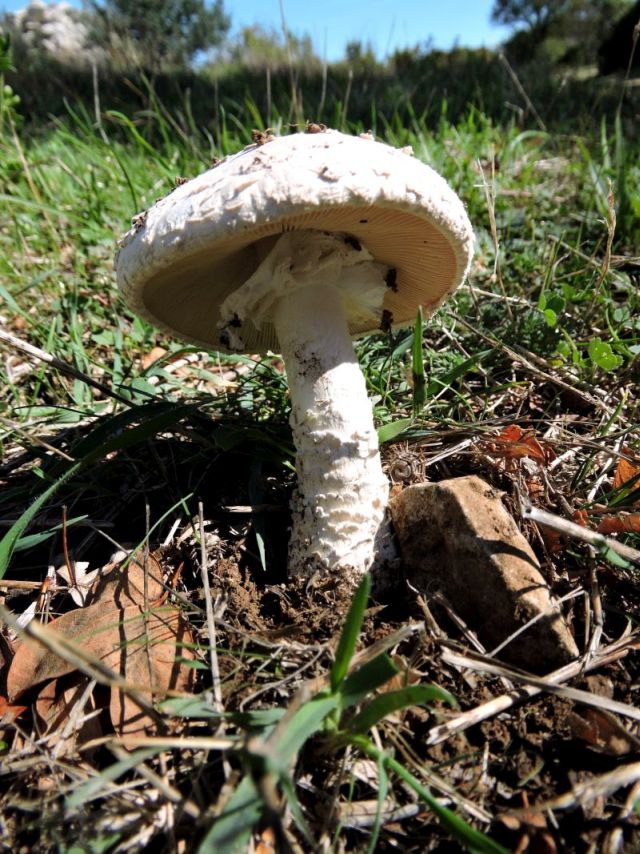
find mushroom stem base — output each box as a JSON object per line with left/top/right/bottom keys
{"left": 273, "top": 282, "right": 391, "bottom": 581}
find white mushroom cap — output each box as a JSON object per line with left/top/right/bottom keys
{"left": 116, "top": 130, "right": 474, "bottom": 352}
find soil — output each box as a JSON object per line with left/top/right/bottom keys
{"left": 0, "top": 427, "right": 639, "bottom": 852}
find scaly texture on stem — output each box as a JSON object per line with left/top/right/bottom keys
{"left": 218, "top": 230, "right": 392, "bottom": 581}
{"left": 273, "top": 282, "right": 389, "bottom": 579}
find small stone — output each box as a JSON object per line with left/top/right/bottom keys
{"left": 389, "top": 475, "right": 578, "bottom": 671}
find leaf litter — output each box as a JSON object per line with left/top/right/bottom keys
{"left": 5, "top": 552, "right": 195, "bottom": 742}
{"left": 1, "top": 414, "right": 640, "bottom": 852}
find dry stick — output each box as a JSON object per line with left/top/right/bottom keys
{"left": 198, "top": 503, "right": 231, "bottom": 781}
{"left": 109, "top": 742, "right": 201, "bottom": 820}
{"left": 522, "top": 503, "right": 640, "bottom": 567}
{"left": 0, "top": 579, "right": 44, "bottom": 590}
{"left": 523, "top": 761, "right": 640, "bottom": 815}
{"left": 586, "top": 561, "right": 604, "bottom": 665}
{"left": 198, "top": 503, "right": 223, "bottom": 718}
{"left": 51, "top": 677, "right": 97, "bottom": 761}
{"left": 339, "top": 801, "right": 421, "bottom": 830}
{"left": 386, "top": 727, "right": 494, "bottom": 825}
{"left": 112, "top": 735, "right": 233, "bottom": 752}
{"left": 449, "top": 313, "right": 611, "bottom": 414}
{"left": 588, "top": 433, "right": 625, "bottom": 503}
{"left": 617, "top": 20, "right": 640, "bottom": 116}
{"left": 61, "top": 506, "right": 77, "bottom": 589}
{"left": 441, "top": 644, "right": 640, "bottom": 722}
{"left": 476, "top": 157, "right": 513, "bottom": 323}
{"left": 487, "top": 587, "right": 583, "bottom": 659}
{"left": 498, "top": 52, "right": 547, "bottom": 131}
{"left": 426, "top": 633, "right": 635, "bottom": 746}
{"left": 0, "top": 416, "right": 75, "bottom": 462}
{"left": 0, "top": 327, "right": 132, "bottom": 407}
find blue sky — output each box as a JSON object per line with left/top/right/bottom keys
{"left": 0, "top": 1, "right": 512, "bottom": 61}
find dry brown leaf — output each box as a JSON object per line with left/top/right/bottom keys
{"left": 109, "top": 605, "right": 195, "bottom": 735}
{"left": 141, "top": 346, "right": 167, "bottom": 370}
{"left": 612, "top": 450, "right": 640, "bottom": 498}
{"left": 595, "top": 513, "right": 640, "bottom": 535}
{"left": 484, "top": 425, "right": 556, "bottom": 467}
{"left": 569, "top": 707, "right": 640, "bottom": 757}
{"left": 34, "top": 675, "right": 105, "bottom": 754}
{"left": 255, "top": 826, "right": 277, "bottom": 854}
{"left": 0, "top": 695, "right": 27, "bottom": 725}
{"left": 6, "top": 552, "right": 195, "bottom": 735}
{"left": 87, "top": 551, "right": 165, "bottom": 608}
{"left": 572, "top": 509, "right": 589, "bottom": 527}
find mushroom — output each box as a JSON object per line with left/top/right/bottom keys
{"left": 116, "top": 130, "right": 474, "bottom": 586}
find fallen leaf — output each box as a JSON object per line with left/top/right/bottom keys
{"left": 612, "top": 450, "right": 640, "bottom": 499}
{"left": 55, "top": 560, "right": 99, "bottom": 606}
{"left": 569, "top": 707, "right": 640, "bottom": 757}
{"left": 109, "top": 605, "right": 195, "bottom": 735}
{"left": 0, "top": 696, "right": 27, "bottom": 725}
{"left": 539, "top": 524, "right": 563, "bottom": 554}
{"left": 34, "top": 675, "right": 105, "bottom": 755}
{"left": 483, "top": 425, "right": 556, "bottom": 467}
{"left": 7, "top": 552, "right": 196, "bottom": 735}
{"left": 141, "top": 346, "right": 167, "bottom": 370}
{"left": 255, "top": 826, "right": 277, "bottom": 854}
{"left": 595, "top": 513, "right": 640, "bottom": 535}
{"left": 572, "top": 509, "right": 589, "bottom": 527}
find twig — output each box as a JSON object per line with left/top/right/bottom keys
{"left": 426, "top": 632, "right": 636, "bottom": 746}
{"left": 522, "top": 503, "right": 640, "bottom": 567}
{"left": 498, "top": 52, "right": 547, "bottom": 131}
{"left": 520, "top": 761, "right": 640, "bottom": 814}
{"left": 110, "top": 735, "right": 234, "bottom": 751}
{"left": 109, "top": 742, "right": 201, "bottom": 819}
{"left": 441, "top": 645, "right": 640, "bottom": 722}
{"left": 61, "top": 506, "right": 77, "bottom": 588}
{"left": 0, "top": 580, "right": 44, "bottom": 590}
{"left": 220, "top": 504, "right": 284, "bottom": 514}
{"left": 449, "top": 313, "right": 611, "bottom": 413}
{"left": 198, "top": 502, "right": 223, "bottom": 717}
{"left": 586, "top": 562, "right": 604, "bottom": 666}
{"left": 0, "top": 416, "right": 75, "bottom": 461}
{"left": 487, "top": 588, "right": 583, "bottom": 659}
{"left": 0, "top": 327, "right": 133, "bottom": 407}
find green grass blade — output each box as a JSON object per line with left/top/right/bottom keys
{"left": 339, "top": 653, "right": 400, "bottom": 708}
{"left": 330, "top": 573, "right": 371, "bottom": 692}
{"left": 366, "top": 754, "right": 389, "bottom": 854}
{"left": 0, "top": 461, "right": 83, "bottom": 578}
{"left": 345, "top": 684, "right": 456, "bottom": 736}
{"left": 377, "top": 417, "right": 413, "bottom": 444}
{"left": 271, "top": 694, "right": 339, "bottom": 764}
{"left": 356, "top": 738, "right": 508, "bottom": 854}
{"left": 198, "top": 774, "right": 262, "bottom": 854}
{"left": 412, "top": 306, "right": 426, "bottom": 417}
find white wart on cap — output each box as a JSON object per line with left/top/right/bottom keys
{"left": 117, "top": 130, "right": 474, "bottom": 584}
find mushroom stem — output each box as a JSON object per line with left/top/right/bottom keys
{"left": 272, "top": 282, "right": 389, "bottom": 580}
{"left": 218, "top": 229, "right": 396, "bottom": 582}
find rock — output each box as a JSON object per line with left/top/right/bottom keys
{"left": 389, "top": 475, "right": 578, "bottom": 672}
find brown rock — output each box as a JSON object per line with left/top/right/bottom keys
{"left": 389, "top": 475, "right": 578, "bottom": 671}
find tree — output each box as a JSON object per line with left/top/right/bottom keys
{"left": 492, "top": 0, "right": 634, "bottom": 65}
{"left": 491, "top": 0, "right": 571, "bottom": 32}
{"left": 226, "top": 24, "right": 318, "bottom": 71}
{"left": 87, "top": 0, "right": 230, "bottom": 71}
